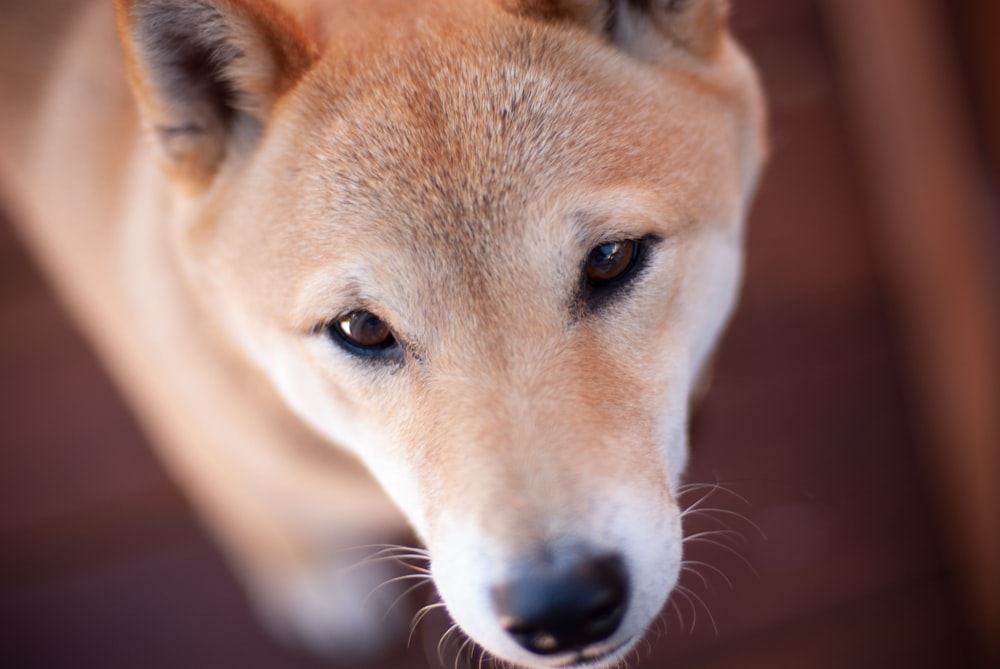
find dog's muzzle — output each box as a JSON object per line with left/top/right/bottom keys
{"left": 490, "top": 552, "right": 629, "bottom": 656}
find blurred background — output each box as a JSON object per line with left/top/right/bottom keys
{"left": 1, "top": 0, "right": 998, "bottom": 667}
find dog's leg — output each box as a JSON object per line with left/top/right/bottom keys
{"left": 127, "top": 355, "right": 415, "bottom": 658}
{"left": 193, "top": 465, "right": 417, "bottom": 660}
{"left": 103, "top": 263, "right": 413, "bottom": 657}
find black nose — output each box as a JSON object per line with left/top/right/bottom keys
{"left": 490, "top": 553, "right": 629, "bottom": 655}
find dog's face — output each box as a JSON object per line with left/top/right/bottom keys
{"left": 119, "top": 0, "right": 765, "bottom": 666}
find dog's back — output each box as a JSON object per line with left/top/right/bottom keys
{"left": 1, "top": 0, "right": 146, "bottom": 403}
{"left": 0, "top": 1, "right": 91, "bottom": 193}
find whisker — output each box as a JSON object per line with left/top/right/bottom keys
{"left": 356, "top": 550, "right": 432, "bottom": 564}
{"left": 337, "top": 544, "right": 430, "bottom": 567}
{"left": 383, "top": 576, "right": 433, "bottom": 620}
{"left": 408, "top": 601, "right": 446, "bottom": 647}
{"left": 672, "top": 584, "right": 699, "bottom": 634}
{"left": 336, "top": 543, "right": 432, "bottom": 582}
{"left": 639, "top": 635, "right": 653, "bottom": 662}
{"left": 455, "top": 636, "right": 474, "bottom": 669}
{"left": 675, "top": 583, "right": 719, "bottom": 636}
{"left": 679, "top": 562, "right": 712, "bottom": 590}
{"left": 361, "top": 573, "right": 429, "bottom": 613}
{"left": 681, "top": 507, "right": 766, "bottom": 539}
{"left": 345, "top": 554, "right": 432, "bottom": 576}
{"left": 667, "top": 596, "right": 685, "bottom": 634}
{"left": 350, "top": 548, "right": 432, "bottom": 565}
{"left": 685, "top": 528, "right": 747, "bottom": 545}
{"left": 629, "top": 647, "right": 640, "bottom": 669}
{"left": 345, "top": 542, "right": 431, "bottom": 556}
{"left": 681, "top": 505, "right": 755, "bottom": 526}
{"left": 677, "top": 481, "right": 751, "bottom": 506}
{"left": 677, "top": 484, "right": 729, "bottom": 514}
{"left": 684, "top": 537, "right": 760, "bottom": 577}
{"left": 682, "top": 559, "right": 733, "bottom": 589}
{"left": 652, "top": 610, "right": 668, "bottom": 642}
{"left": 438, "top": 622, "right": 462, "bottom": 665}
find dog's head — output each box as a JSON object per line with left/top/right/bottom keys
{"left": 117, "top": 0, "right": 766, "bottom": 665}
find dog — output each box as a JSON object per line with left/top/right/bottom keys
{"left": 0, "top": 0, "right": 766, "bottom": 666}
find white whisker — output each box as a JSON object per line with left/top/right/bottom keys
{"left": 667, "top": 595, "right": 686, "bottom": 633}
{"left": 438, "top": 622, "right": 462, "bottom": 665}
{"left": 685, "top": 537, "right": 759, "bottom": 577}
{"left": 383, "top": 576, "right": 433, "bottom": 620}
{"left": 682, "top": 559, "right": 733, "bottom": 589}
{"left": 361, "top": 573, "right": 429, "bottom": 612}
{"left": 685, "top": 528, "right": 746, "bottom": 545}
{"left": 677, "top": 481, "right": 751, "bottom": 506}
{"left": 679, "top": 562, "right": 712, "bottom": 589}
{"left": 455, "top": 636, "right": 474, "bottom": 669}
{"left": 408, "top": 601, "right": 446, "bottom": 647}
{"left": 675, "top": 583, "right": 718, "bottom": 636}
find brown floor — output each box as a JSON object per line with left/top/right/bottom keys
{"left": 0, "top": 1, "right": 981, "bottom": 668}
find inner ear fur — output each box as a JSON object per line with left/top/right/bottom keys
{"left": 503, "top": 0, "right": 729, "bottom": 60}
{"left": 116, "top": 0, "right": 318, "bottom": 191}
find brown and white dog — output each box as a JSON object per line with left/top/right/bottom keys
{"left": 0, "top": 0, "right": 766, "bottom": 666}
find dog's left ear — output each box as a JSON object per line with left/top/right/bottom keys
{"left": 504, "top": 0, "right": 728, "bottom": 61}
{"left": 116, "top": 0, "right": 318, "bottom": 192}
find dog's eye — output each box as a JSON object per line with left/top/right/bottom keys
{"left": 585, "top": 239, "right": 639, "bottom": 286}
{"left": 328, "top": 310, "right": 396, "bottom": 352}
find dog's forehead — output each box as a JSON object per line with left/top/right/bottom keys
{"left": 300, "top": 21, "right": 658, "bottom": 226}
{"left": 284, "top": 16, "right": 725, "bottom": 259}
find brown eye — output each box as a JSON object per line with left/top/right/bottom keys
{"left": 332, "top": 310, "right": 396, "bottom": 351}
{"left": 585, "top": 239, "right": 638, "bottom": 285}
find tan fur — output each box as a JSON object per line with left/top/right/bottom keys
{"left": 0, "top": 0, "right": 766, "bottom": 666}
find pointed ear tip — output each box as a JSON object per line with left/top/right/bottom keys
{"left": 115, "top": 0, "right": 317, "bottom": 193}
{"left": 501, "top": 0, "right": 732, "bottom": 61}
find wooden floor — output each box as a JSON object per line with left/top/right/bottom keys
{"left": 0, "top": 1, "right": 983, "bottom": 667}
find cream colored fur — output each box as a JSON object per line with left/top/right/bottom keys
{"left": 0, "top": 0, "right": 766, "bottom": 666}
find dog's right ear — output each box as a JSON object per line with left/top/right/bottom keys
{"left": 115, "top": 0, "right": 318, "bottom": 193}
{"left": 504, "top": 0, "right": 728, "bottom": 61}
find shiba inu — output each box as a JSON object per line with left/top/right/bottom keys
{"left": 0, "top": 0, "right": 766, "bottom": 666}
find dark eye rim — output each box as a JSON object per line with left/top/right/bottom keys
{"left": 322, "top": 309, "right": 402, "bottom": 360}
{"left": 581, "top": 233, "right": 659, "bottom": 308}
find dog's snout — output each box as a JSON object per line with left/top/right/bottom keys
{"left": 491, "top": 553, "right": 629, "bottom": 655}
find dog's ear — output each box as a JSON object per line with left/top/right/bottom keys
{"left": 115, "top": 0, "right": 318, "bottom": 192}
{"left": 503, "top": 0, "right": 728, "bottom": 60}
